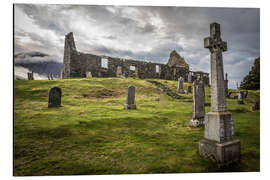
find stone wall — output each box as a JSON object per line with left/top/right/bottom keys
{"left": 62, "top": 32, "right": 209, "bottom": 84}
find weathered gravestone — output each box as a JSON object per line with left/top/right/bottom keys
{"left": 124, "top": 86, "right": 136, "bottom": 109}
{"left": 188, "top": 72, "right": 192, "bottom": 83}
{"left": 190, "top": 80, "right": 205, "bottom": 127}
{"left": 224, "top": 73, "right": 228, "bottom": 97}
{"left": 27, "top": 72, "right": 34, "bottom": 80}
{"left": 178, "top": 77, "right": 184, "bottom": 93}
{"left": 86, "top": 71, "right": 92, "bottom": 78}
{"left": 48, "top": 87, "right": 62, "bottom": 108}
{"left": 199, "top": 22, "right": 240, "bottom": 166}
{"left": 252, "top": 98, "right": 260, "bottom": 111}
{"left": 187, "top": 86, "right": 192, "bottom": 94}
{"left": 238, "top": 91, "right": 244, "bottom": 104}
{"left": 242, "top": 90, "right": 248, "bottom": 99}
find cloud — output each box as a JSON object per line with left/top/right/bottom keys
{"left": 14, "top": 4, "right": 260, "bottom": 88}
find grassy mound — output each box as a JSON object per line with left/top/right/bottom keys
{"left": 14, "top": 78, "right": 260, "bottom": 175}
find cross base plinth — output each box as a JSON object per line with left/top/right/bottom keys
{"left": 198, "top": 138, "right": 240, "bottom": 167}
{"left": 124, "top": 104, "right": 136, "bottom": 110}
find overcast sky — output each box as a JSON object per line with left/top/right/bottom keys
{"left": 14, "top": 4, "right": 260, "bottom": 88}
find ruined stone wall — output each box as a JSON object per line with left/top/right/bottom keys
{"left": 62, "top": 32, "right": 208, "bottom": 84}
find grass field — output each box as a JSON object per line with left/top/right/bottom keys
{"left": 14, "top": 78, "right": 260, "bottom": 176}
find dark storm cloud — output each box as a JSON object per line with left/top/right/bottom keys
{"left": 14, "top": 4, "right": 259, "bottom": 88}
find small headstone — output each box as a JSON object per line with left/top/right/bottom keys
{"left": 188, "top": 72, "right": 192, "bottom": 83}
{"left": 27, "top": 72, "right": 34, "bottom": 80}
{"left": 86, "top": 71, "right": 92, "bottom": 78}
{"left": 48, "top": 87, "right": 62, "bottom": 108}
{"left": 187, "top": 86, "right": 192, "bottom": 94}
{"left": 252, "top": 99, "right": 260, "bottom": 111}
{"left": 50, "top": 73, "right": 54, "bottom": 80}
{"left": 190, "top": 80, "right": 205, "bottom": 127}
{"left": 238, "top": 91, "right": 244, "bottom": 104}
{"left": 178, "top": 77, "right": 184, "bottom": 93}
{"left": 242, "top": 90, "right": 248, "bottom": 99}
{"left": 124, "top": 86, "right": 136, "bottom": 109}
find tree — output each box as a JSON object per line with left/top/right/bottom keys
{"left": 240, "top": 57, "right": 260, "bottom": 90}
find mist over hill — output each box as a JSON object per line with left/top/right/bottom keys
{"left": 14, "top": 51, "right": 62, "bottom": 79}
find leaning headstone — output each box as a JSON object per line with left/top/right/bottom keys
{"left": 177, "top": 77, "right": 184, "bottom": 93}
{"left": 199, "top": 22, "right": 240, "bottom": 167}
{"left": 124, "top": 86, "right": 136, "bottom": 109}
{"left": 190, "top": 80, "right": 205, "bottom": 127}
{"left": 188, "top": 72, "right": 192, "bottom": 83}
{"left": 86, "top": 71, "right": 92, "bottom": 78}
{"left": 48, "top": 87, "right": 62, "bottom": 108}
{"left": 27, "top": 72, "right": 34, "bottom": 80}
{"left": 238, "top": 91, "right": 244, "bottom": 104}
{"left": 187, "top": 86, "right": 192, "bottom": 94}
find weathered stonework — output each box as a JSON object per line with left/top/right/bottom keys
{"left": 224, "top": 73, "right": 228, "bottom": 97}
{"left": 48, "top": 87, "right": 62, "bottom": 108}
{"left": 178, "top": 77, "right": 184, "bottom": 93}
{"left": 27, "top": 72, "right": 34, "bottom": 80}
{"left": 199, "top": 22, "right": 240, "bottom": 167}
{"left": 190, "top": 80, "right": 205, "bottom": 127}
{"left": 62, "top": 32, "right": 209, "bottom": 83}
{"left": 124, "top": 86, "right": 136, "bottom": 109}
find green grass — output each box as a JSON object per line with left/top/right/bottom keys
{"left": 14, "top": 78, "right": 260, "bottom": 176}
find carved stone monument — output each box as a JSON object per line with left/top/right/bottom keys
{"left": 199, "top": 22, "right": 240, "bottom": 166}
{"left": 178, "top": 77, "right": 184, "bottom": 93}
{"left": 190, "top": 80, "right": 205, "bottom": 127}
{"left": 48, "top": 87, "right": 62, "bottom": 108}
{"left": 124, "top": 86, "right": 136, "bottom": 109}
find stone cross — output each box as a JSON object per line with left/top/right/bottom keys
{"left": 204, "top": 22, "right": 227, "bottom": 112}
{"left": 48, "top": 87, "right": 62, "bottom": 108}
{"left": 178, "top": 77, "right": 184, "bottom": 93}
{"left": 199, "top": 22, "right": 240, "bottom": 167}
{"left": 190, "top": 80, "right": 205, "bottom": 127}
{"left": 188, "top": 72, "right": 192, "bottom": 83}
{"left": 124, "top": 86, "right": 136, "bottom": 109}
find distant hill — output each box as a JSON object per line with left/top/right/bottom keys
{"left": 14, "top": 51, "right": 63, "bottom": 79}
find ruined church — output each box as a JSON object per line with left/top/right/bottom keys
{"left": 62, "top": 32, "right": 209, "bottom": 85}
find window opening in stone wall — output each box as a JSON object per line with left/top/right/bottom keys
{"left": 130, "top": 65, "right": 135, "bottom": 71}
{"left": 101, "top": 58, "right": 108, "bottom": 69}
{"left": 156, "top": 65, "right": 159, "bottom": 73}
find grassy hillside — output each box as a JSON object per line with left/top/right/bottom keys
{"left": 14, "top": 78, "right": 260, "bottom": 176}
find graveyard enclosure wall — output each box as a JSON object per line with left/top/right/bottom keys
{"left": 63, "top": 32, "right": 209, "bottom": 83}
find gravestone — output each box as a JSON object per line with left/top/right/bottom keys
{"left": 48, "top": 87, "right": 62, "bottom": 108}
{"left": 27, "top": 71, "right": 34, "bottom": 80}
{"left": 242, "top": 90, "right": 248, "bottom": 99}
{"left": 224, "top": 73, "right": 228, "bottom": 97}
{"left": 187, "top": 86, "right": 192, "bottom": 94}
{"left": 188, "top": 72, "right": 192, "bottom": 83}
{"left": 86, "top": 71, "right": 92, "bottom": 78}
{"left": 50, "top": 73, "right": 54, "bottom": 80}
{"left": 252, "top": 99, "right": 260, "bottom": 111}
{"left": 238, "top": 91, "right": 244, "bottom": 104}
{"left": 124, "top": 86, "right": 136, "bottom": 109}
{"left": 190, "top": 80, "right": 205, "bottom": 127}
{"left": 199, "top": 22, "right": 240, "bottom": 167}
{"left": 178, "top": 77, "right": 184, "bottom": 93}
{"left": 116, "top": 66, "right": 123, "bottom": 77}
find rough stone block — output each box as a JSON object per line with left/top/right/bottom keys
{"left": 198, "top": 138, "right": 240, "bottom": 167}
